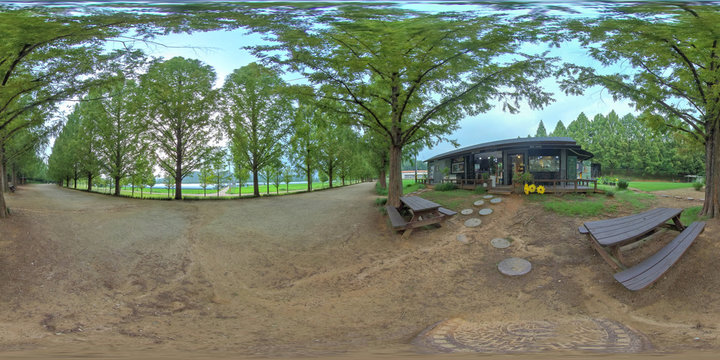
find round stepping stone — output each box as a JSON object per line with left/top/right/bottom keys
{"left": 498, "top": 257, "right": 532, "bottom": 276}
{"left": 464, "top": 218, "right": 482, "bottom": 228}
{"left": 491, "top": 238, "right": 511, "bottom": 249}
{"left": 460, "top": 208, "right": 474, "bottom": 215}
{"left": 473, "top": 200, "right": 485, "bottom": 206}
{"left": 456, "top": 234, "right": 470, "bottom": 244}
{"left": 489, "top": 197, "right": 502, "bottom": 204}
{"left": 478, "top": 208, "right": 493, "bottom": 216}
{"left": 483, "top": 195, "right": 493, "bottom": 199}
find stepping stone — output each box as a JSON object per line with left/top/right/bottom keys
{"left": 491, "top": 238, "right": 511, "bottom": 249}
{"left": 473, "top": 200, "right": 485, "bottom": 206}
{"left": 478, "top": 208, "right": 493, "bottom": 216}
{"left": 687, "top": 197, "right": 694, "bottom": 201}
{"left": 460, "top": 209, "right": 474, "bottom": 215}
{"left": 489, "top": 198, "right": 502, "bottom": 204}
{"left": 456, "top": 234, "right": 470, "bottom": 244}
{"left": 498, "top": 257, "right": 532, "bottom": 276}
{"left": 483, "top": 195, "right": 493, "bottom": 199}
{"left": 464, "top": 218, "right": 482, "bottom": 228}
{"left": 660, "top": 194, "right": 669, "bottom": 197}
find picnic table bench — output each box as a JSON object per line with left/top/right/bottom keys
{"left": 385, "top": 196, "right": 456, "bottom": 238}
{"left": 580, "top": 207, "right": 705, "bottom": 290}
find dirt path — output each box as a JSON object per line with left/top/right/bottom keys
{"left": 1, "top": 184, "right": 719, "bottom": 357}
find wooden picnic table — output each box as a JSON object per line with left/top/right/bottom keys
{"left": 581, "top": 207, "right": 706, "bottom": 290}
{"left": 385, "top": 196, "right": 456, "bottom": 238}
{"left": 581, "top": 207, "right": 684, "bottom": 270}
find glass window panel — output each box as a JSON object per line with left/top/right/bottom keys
{"left": 529, "top": 155, "right": 560, "bottom": 172}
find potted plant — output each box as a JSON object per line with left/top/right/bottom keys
{"left": 513, "top": 171, "right": 534, "bottom": 194}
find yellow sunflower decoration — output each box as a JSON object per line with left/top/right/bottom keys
{"left": 523, "top": 183, "right": 530, "bottom": 195}
{"left": 537, "top": 185, "right": 546, "bottom": 194}
{"left": 528, "top": 184, "right": 536, "bottom": 193}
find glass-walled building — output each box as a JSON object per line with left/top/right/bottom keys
{"left": 425, "top": 137, "right": 594, "bottom": 186}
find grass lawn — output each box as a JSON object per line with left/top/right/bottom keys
{"left": 227, "top": 182, "right": 328, "bottom": 194}
{"left": 525, "top": 189, "right": 656, "bottom": 217}
{"left": 420, "top": 189, "right": 471, "bottom": 210}
{"left": 628, "top": 181, "right": 694, "bottom": 192}
{"left": 402, "top": 180, "right": 425, "bottom": 194}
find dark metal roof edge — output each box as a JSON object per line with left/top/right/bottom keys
{"left": 425, "top": 137, "right": 580, "bottom": 162}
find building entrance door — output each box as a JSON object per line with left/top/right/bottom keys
{"left": 509, "top": 153, "right": 525, "bottom": 184}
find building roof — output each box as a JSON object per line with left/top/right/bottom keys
{"left": 425, "top": 137, "right": 593, "bottom": 162}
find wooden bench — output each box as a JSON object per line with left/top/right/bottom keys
{"left": 581, "top": 207, "right": 684, "bottom": 270}
{"left": 438, "top": 207, "right": 457, "bottom": 216}
{"left": 385, "top": 205, "right": 408, "bottom": 230}
{"left": 613, "top": 221, "right": 705, "bottom": 291}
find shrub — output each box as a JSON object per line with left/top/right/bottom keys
{"left": 605, "top": 190, "right": 615, "bottom": 197}
{"left": 434, "top": 182, "right": 457, "bottom": 191}
{"left": 693, "top": 181, "right": 704, "bottom": 191}
{"left": 375, "top": 197, "right": 388, "bottom": 206}
{"left": 375, "top": 182, "right": 388, "bottom": 196}
{"left": 515, "top": 172, "right": 534, "bottom": 184}
{"left": 474, "top": 185, "right": 487, "bottom": 194}
{"left": 617, "top": 179, "right": 629, "bottom": 190}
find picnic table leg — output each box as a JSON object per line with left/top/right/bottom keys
{"left": 401, "top": 228, "right": 414, "bottom": 239}
{"left": 589, "top": 238, "right": 624, "bottom": 271}
{"left": 611, "top": 246, "right": 627, "bottom": 268}
{"left": 671, "top": 216, "right": 685, "bottom": 231}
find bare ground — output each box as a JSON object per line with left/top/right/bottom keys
{"left": 0, "top": 184, "right": 719, "bottom": 357}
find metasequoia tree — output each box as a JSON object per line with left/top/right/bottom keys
{"left": 0, "top": 6, "right": 151, "bottom": 217}
{"left": 141, "top": 56, "right": 217, "bottom": 200}
{"left": 219, "top": 63, "right": 291, "bottom": 197}
{"left": 289, "top": 101, "right": 320, "bottom": 192}
{"left": 565, "top": 3, "right": 720, "bottom": 217}
{"left": 250, "top": 8, "right": 558, "bottom": 207}
{"left": 88, "top": 78, "right": 147, "bottom": 196}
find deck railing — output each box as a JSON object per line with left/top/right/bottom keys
{"left": 427, "top": 177, "right": 599, "bottom": 193}
{"left": 530, "top": 178, "right": 598, "bottom": 192}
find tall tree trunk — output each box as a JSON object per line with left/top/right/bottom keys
{"left": 378, "top": 168, "right": 387, "bottom": 189}
{"left": 66, "top": 177, "right": 70, "bottom": 188}
{"left": 306, "top": 161, "right": 312, "bottom": 192}
{"left": 342, "top": 176, "right": 346, "bottom": 186}
{"left": 329, "top": 162, "right": 334, "bottom": 188}
{"left": 0, "top": 142, "right": 6, "bottom": 193}
{"left": 388, "top": 143, "right": 403, "bottom": 208}
{"left": 87, "top": 174, "right": 93, "bottom": 191}
{"left": 252, "top": 167, "right": 260, "bottom": 197}
{"left": 702, "top": 119, "right": 719, "bottom": 218}
{"left": 175, "top": 164, "right": 182, "bottom": 200}
{"left": 114, "top": 176, "right": 121, "bottom": 196}
{"left": 0, "top": 147, "right": 8, "bottom": 218}
{"left": 11, "top": 166, "right": 17, "bottom": 188}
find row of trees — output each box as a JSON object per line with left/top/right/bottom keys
{"left": 47, "top": 59, "right": 376, "bottom": 199}
{"left": 535, "top": 111, "right": 705, "bottom": 177}
{"left": 2, "top": 3, "right": 719, "bottom": 217}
